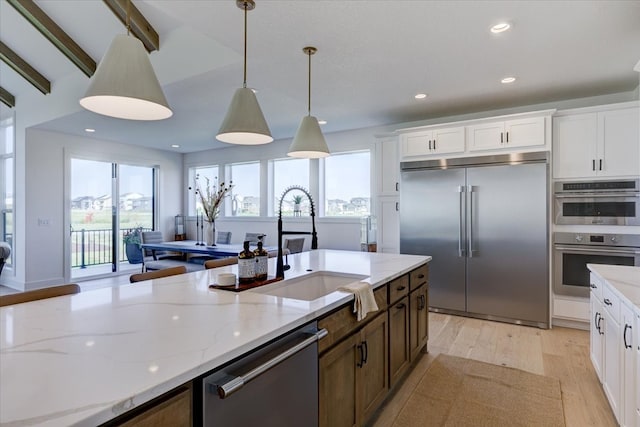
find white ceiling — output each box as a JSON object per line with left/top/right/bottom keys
{"left": 1, "top": 0, "right": 639, "bottom": 153}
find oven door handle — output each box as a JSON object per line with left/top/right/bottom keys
{"left": 554, "top": 245, "right": 640, "bottom": 256}
{"left": 554, "top": 193, "right": 639, "bottom": 198}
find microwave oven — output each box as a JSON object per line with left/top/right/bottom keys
{"left": 554, "top": 179, "right": 639, "bottom": 225}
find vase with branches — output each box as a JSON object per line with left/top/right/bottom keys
{"left": 190, "top": 175, "right": 233, "bottom": 245}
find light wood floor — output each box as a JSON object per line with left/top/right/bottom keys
{"left": 372, "top": 313, "right": 617, "bottom": 427}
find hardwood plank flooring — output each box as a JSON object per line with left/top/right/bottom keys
{"left": 371, "top": 313, "right": 616, "bottom": 427}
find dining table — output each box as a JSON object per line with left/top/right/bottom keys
{"left": 141, "top": 240, "right": 278, "bottom": 258}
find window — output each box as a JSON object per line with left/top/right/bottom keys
{"left": 323, "top": 151, "right": 370, "bottom": 217}
{"left": 271, "top": 158, "right": 309, "bottom": 216}
{"left": 225, "top": 162, "right": 260, "bottom": 216}
{"left": 188, "top": 165, "right": 219, "bottom": 216}
{"left": 1, "top": 113, "right": 14, "bottom": 269}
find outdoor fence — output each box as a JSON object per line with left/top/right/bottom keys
{"left": 71, "top": 227, "right": 151, "bottom": 269}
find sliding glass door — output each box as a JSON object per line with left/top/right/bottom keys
{"left": 69, "top": 159, "right": 155, "bottom": 280}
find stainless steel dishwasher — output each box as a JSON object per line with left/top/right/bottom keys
{"left": 202, "top": 321, "right": 327, "bottom": 426}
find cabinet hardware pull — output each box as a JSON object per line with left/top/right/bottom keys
{"left": 418, "top": 294, "right": 426, "bottom": 310}
{"left": 428, "top": 140, "right": 432, "bottom": 150}
{"left": 395, "top": 202, "right": 399, "bottom": 211}
{"left": 623, "top": 324, "right": 632, "bottom": 349}
{"left": 356, "top": 343, "right": 364, "bottom": 368}
{"left": 396, "top": 303, "right": 406, "bottom": 309}
{"left": 599, "top": 159, "right": 602, "bottom": 171}
{"left": 604, "top": 298, "right": 612, "bottom": 306}
{"left": 506, "top": 131, "right": 509, "bottom": 143}
{"left": 597, "top": 315, "right": 604, "bottom": 335}
{"left": 397, "top": 286, "right": 406, "bottom": 291}
{"left": 433, "top": 139, "right": 436, "bottom": 150}
{"left": 395, "top": 182, "right": 399, "bottom": 192}
{"left": 590, "top": 283, "right": 597, "bottom": 289}
{"left": 418, "top": 274, "right": 425, "bottom": 279}
{"left": 592, "top": 159, "right": 596, "bottom": 171}
{"left": 594, "top": 312, "right": 599, "bottom": 330}
{"left": 500, "top": 132, "right": 504, "bottom": 143}
{"left": 362, "top": 341, "right": 368, "bottom": 364}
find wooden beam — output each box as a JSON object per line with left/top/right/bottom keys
{"left": 102, "top": 0, "right": 160, "bottom": 53}
{"left": 6, "top": 0, "right": 96, "bottom": 77}
{"left": 0, "top": 87, "right": 16, "bottom": 108}
{"left": 0, "top": 41, "right": 50, "bottom": 95}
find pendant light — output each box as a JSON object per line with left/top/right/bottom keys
{"left": 288, "top": 46, "right": 330, "bottom": 158}
{"left": 216, "top": 0, "right": 273, "bottom": 145}
{"left": 80, "top": 0, "right": 171, "bottom": 121}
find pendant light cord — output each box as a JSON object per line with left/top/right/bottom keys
{"left": 307, "top": 50, "right": 311, "bottom": 116}
{"left": 243, "top": 1, "right": 248, "bottom": 88}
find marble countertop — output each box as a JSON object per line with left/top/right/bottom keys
{"left": 0, "top": 250, "right": 430, "bottom": 426}
{"left": 587, "top": 264, "right": 640, "bottom": 309}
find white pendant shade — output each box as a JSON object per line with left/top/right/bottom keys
{"left": 80, "top": 34, "right": 172, "bottom": 121}
{"left": 288, "top": 115, "right": 330, "bottom": 158}
{"left": 216, "top": 87, "right": 273, "bottom": 145}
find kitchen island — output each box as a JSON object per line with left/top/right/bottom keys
{"left": 0, "top": 250, "right": 430, "bottom": 426}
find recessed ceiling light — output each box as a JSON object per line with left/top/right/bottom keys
{"left": 414, "top": 93, "right": 427, "bottom": 99}
{"left": 171, "top": 144, "right": 180, "bottom": 148}
{"left": 84, "top": 128, "right": 95, "bottom": 133}
{"left": 501, "top": 77, "right": 516, "bottom": 84}
{"left": 318, "top": 120, "right": 327, "bottom": 125}
{"left": 491, "top": 22, "right": 511, "bottom": 33}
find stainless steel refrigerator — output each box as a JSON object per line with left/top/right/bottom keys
{"left": 400, "top": 152, "right": 549, "bottom": 328}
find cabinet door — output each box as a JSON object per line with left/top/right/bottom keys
{"left": 598, "top": 107, "right": 640, "bottom": 178}
{"left": 590, "top": 293, "right": 605, "bottom": 382}
{"left": 621, "top": 303, "right": 636, "bottom": 427}
{"left": 409, "top": 284, "right": 429, "bottom": 361}
{"left": 376, "top": 138, "right": 399, "bottom": 195}
{"left": 388, "top": 296, "right": 410, "bottom": 388}
{"left": 432, "top": 126, "right": 465, "bottom": 154}
{"left": 358, "top": 313, "right": 389, "bottom": 425}
{"left": 118, "top": 386, "right": 191, "bottom": 427}
{"left": 553, "top": 113, "right": 598, "bottom": 179}
{"left": 636, "top": 309, "right": 640, "bottom": 426}
{"left": 467, "top": 121, "right": 504, "bottom": 151}
{"left": 319, "top": 334, "right": 359, "bottom": 427}
{"left": 401, "top": 130, "right": 433, "bottom": 158}
{"left": 504, "top": 116, "right": 545, "bottom": 148}
{"left": 376, "top": 196, "right": 399, "bottom": 254}
{"left": 604, "top": 309, "right": 622, "bottom": 423}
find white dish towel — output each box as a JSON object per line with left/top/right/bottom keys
{"left": 338, "top": 281, "right": 379, "bottom": 321}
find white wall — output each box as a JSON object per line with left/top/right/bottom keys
{"left": 17, "top": 129, "right": 182, "bottom": 290}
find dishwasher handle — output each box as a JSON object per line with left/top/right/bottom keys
{"left": 213, "top": 328, "right": 328, "bottom": 399}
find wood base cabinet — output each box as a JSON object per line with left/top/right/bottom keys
{"left": 319, "top": 313, "right": 388, "bottom": 427}
{"left": 409, "top": 283, "right": 429, "bottom": 361}
{"left": 388, "top": 296, "right": 409, "bottom": 387}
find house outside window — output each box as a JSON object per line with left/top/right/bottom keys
{"left": 225, "top": 162, "right": 260, "bottom": 216}
{"left": 188, "top": 165, "right": 219, "bottom": 217}
{"left": 322, "top": 151, "right": 371, "bottom": 217}
{"left": 271, "top": 158, "right": 310, "bottom": 216}
{"left": 1, "top": 114, "right": 14, "bottom": 269}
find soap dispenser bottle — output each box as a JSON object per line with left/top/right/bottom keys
{"left": 253, "top": 235, "right": 269, "bottom": 281}
{"left": 238, "top": 241, "right": 255, "bottom": 284}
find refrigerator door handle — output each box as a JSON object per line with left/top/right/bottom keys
{"left": 467, "top": 185, "right": 476, "bottom": 257}
{"left": 457, "top": 186, "right": 466, "bottom": 257}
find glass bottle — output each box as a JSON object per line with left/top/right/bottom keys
{"left": 238, "top": 240, "right": 255, "bottom": 284}
{"left": 253, "top": 236, "right": 269, "bottom": 281}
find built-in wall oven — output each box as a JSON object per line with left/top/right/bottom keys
{"left": 554, "top": 179, "right": 639, "bottom": 225}
{"left": 553, "top": 232, "right": 640, "bottom": 298}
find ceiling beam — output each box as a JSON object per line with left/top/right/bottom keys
{"left": 6, "top": 0, "right": 96, "bottom": 78}
{"left": 102, "top": 0, "right": 160, "bottom": 53}
{"left": 0, "top": 87, "right": 16, "bottom": 108}
{"left": 0, "top": 41, "right": 50, "bottom": 95}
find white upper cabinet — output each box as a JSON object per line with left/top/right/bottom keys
{"left": 375, "top": 137, "right": 400, "bottom": 196}
{"left": 467, "top": 116, "right": 545, "bottom": 151}
{"left": 553, "top": 103, "right": 639, "bottom": 179}
{"left": 400, "top": 126, "right": 464, "bottom": 158}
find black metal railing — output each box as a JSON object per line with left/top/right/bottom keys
{"left": 71, "top": 227, "right": 151, "bottom": 269}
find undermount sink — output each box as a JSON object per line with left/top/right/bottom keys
{"left": 251, "top": 271, "right": 368, "bottom": 301}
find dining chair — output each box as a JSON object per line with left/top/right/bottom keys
{"left": 284, "top": 238, "right": 305, "bottom": 254}
{"left": 141, "top": 231, "right": 184, "bottom": 261}
{"left": 0, "top": 283, "right": 81, "bottom": 307}
{"left": 216, "top": 231, "right": 232, "bottom": 244}
{"left": 204, "top": 257, "right": 238, "bottom": 269}
{"left": 0, "top": 241, "right": 9, "bottom": 276}
{"left": 129, "top": 266, "right": 187, "bottom": 283}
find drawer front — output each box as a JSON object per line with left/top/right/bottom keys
{"left": 388, "top": 275, "right": 409, "bottom": 304}
{"left": 318, "top": 285, "right": 387, "bottom": 353}
{"left": 602, "top": 282, "right": 620, "bottom": 324}
{"left": 409, "top": 264, "right": 429, "bottom": 291}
